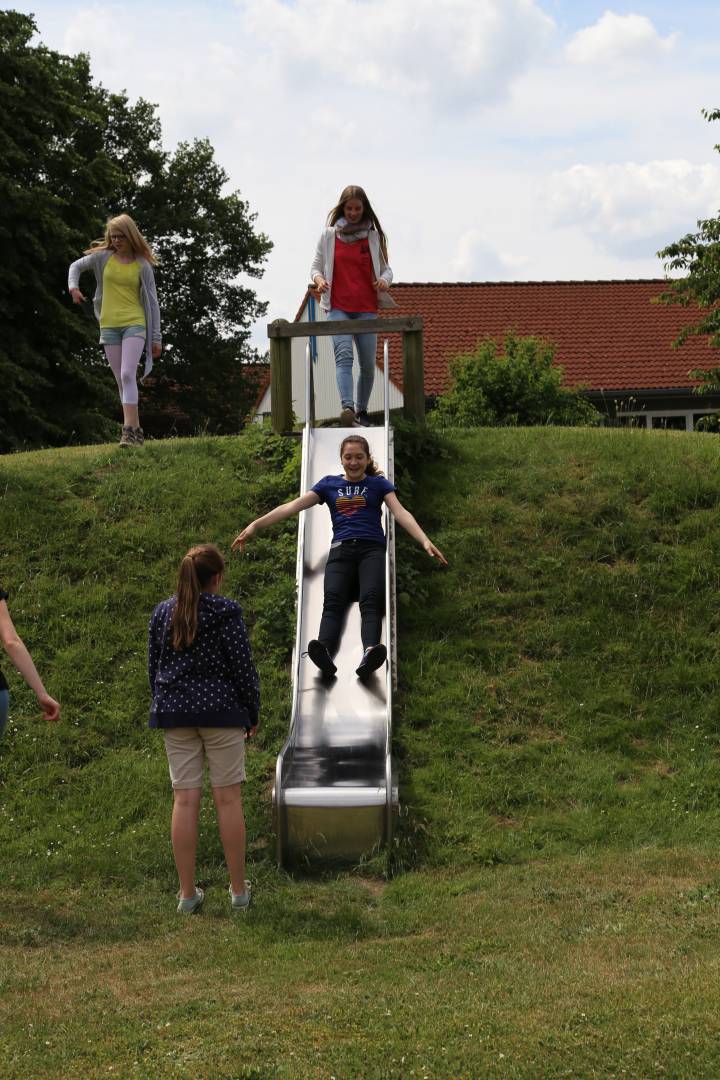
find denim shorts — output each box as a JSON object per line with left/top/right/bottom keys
{"left": 99, "top": 324, "right": 146, "bottom": 345}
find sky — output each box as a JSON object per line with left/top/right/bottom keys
{"left": 13, "top": 0, "right": 720, "bottom": 347}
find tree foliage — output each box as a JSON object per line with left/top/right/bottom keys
{"left": 428, "top": 333, "right": 600, "bottom": 429}
{"left": 657, "top": 108, "right": 720, "bottom": 393}
{"left": 0, "top": 12, "right": 271, "bottom": 451}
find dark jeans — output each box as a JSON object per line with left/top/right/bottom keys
{"left": 0, "top": 689, "right": 8, "bottom": 740}
{"left": 318, "top": 540, "right": 385, "bottom": 652}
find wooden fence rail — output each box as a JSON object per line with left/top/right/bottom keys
{"left": 267, "top": 316, "right": 425, "bottom": 433}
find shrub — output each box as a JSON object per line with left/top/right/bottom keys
{"left": 428, "top": 333, "right": 600, "bottom": 429}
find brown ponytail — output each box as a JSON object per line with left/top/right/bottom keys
{"left": 171, "top": 544, "right": 225, "bottom": 650}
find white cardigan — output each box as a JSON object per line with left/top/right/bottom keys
{"left": 309, "top": 227, "right": 397, "bottom": 311}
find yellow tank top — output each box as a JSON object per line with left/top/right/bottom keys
{"left": 100, "top": 256, "right": 145, "bottom": 328}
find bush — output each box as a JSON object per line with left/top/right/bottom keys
{"left": 428, "top": 333, "right": 600, "bottom": 429}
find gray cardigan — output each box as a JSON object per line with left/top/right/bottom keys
{"left": 310, "top": 227, "right": 397, "bottom": 312}
{"left": 68, "top": 250, "right": 162, "bottom": 379}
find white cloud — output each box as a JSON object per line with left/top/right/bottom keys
{"left": 450, "top": 229, "right": 529, "bottom": 280}
{"left": 14, "top": 0, "right": 720, "bottom": 341}
{"left": 566, "top": 11, "right": 677, "bottom": 66}
{"left": 239, "top": 0, "right": 555, "bottom": 108}
{"left": 63, "top": 5, "right": 133, "bottom": 68}
{"left": 546, "top": 159, "right": 720, "bottom": 257}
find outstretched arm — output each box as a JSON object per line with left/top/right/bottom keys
{"left": 232, "top": 491, "right": 321, "bottom": 553}
{"left": 0, "top": 601, "right": 61, "bottom": 722}
{"left": 384, "top": 492, "right": 448, "bottom": 566}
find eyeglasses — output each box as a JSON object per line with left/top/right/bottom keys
{"left": 109, "top": 234, "right": 125, "bottom": 241}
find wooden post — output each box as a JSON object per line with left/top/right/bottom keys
{"left": 402, "top": 327, "right": 425, "bottom": 423}
{"left": 270, "top": 335, "right": 293, "bottom": 434}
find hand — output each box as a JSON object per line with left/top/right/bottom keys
{"left": 245, "top": 724, "right": 258, "bottom": 740}
{"left": 38, "top": 693, "right": 61, "bottom": 723}
{"left": 314, "top": 276, "right": 330, "bottom": 293}
{"left": 152, "top": 342, "right": 162, "bottom": 359}
{"left": 231, "top": 523, "right": 256, "bottom": 553}
{"left": 424, "top": 540, "right": 448, "bottom": 566}
{"left": 70, "top": 288, "right": 86, "bottom": 304}
{"left": 374, "top": 278, "right": 390, "bottom": 293}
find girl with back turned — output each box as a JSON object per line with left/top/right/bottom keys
{"left": 148, "top": 545, "right": 259, "bottom": 914}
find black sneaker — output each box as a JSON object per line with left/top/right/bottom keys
{"left": 356, "top": 644, "right": 387, "bottom": 680}
{"left": 307, "top": 639, "right": 337, "bottom": 676}
{"left": 340, "top": 405, "right": 357, "bottom": 427}
{"left": 355, "top": 410, "right": 373, "bottom": 427}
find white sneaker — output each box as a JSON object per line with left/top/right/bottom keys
{"left": 229, "top": 882, "right": 252, "bottom": 912}
{"left": 176, "top": 887, "right": 204, "bottom": 914}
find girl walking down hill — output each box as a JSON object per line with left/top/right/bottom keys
{"left": 148, "top": 545, "right": 259, "bottom": 915}
{"left": 0, "top": 586, "right": 60, "bottom": 740}
{"left": 233, "top": 435, "right": 447, "bottom": 679}
{"left": 68, "top": 214, "right": 161, "bottom": 448}
{"left": 310, "top": 185, "right": 396, "bottom": 428}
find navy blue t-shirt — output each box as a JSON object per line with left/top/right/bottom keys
{"left": 311, "top": 473, "right": 396, "bottom": 543}
{"left": 0, "top": 586, "right": 8, "bottom": 691}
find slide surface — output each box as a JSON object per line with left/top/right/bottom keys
{"left": 273, "top": 423, "right": 396, "bottom": 865}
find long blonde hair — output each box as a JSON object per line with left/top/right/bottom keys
{"left": 85, "top": 213, "right": 157, "bottom": 264}
{"left": 171, "top": 544, "right": 225, "bottom": 650}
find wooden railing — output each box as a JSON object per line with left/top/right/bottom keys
{"left": 267, "top": 315, "right": 425, "bottom": 433}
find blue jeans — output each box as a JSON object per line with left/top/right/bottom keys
{"left": 327, "top": 309, "right": 377, "bottom": 411}
{"left": 0, "top": 689, "right": 9, "bottom": 740}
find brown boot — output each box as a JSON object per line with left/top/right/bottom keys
{"left": 119, "top": 425, "right": 134, "bottom": 447}
{"left": 133, "top": 427, "right": 145, "bottom": 446}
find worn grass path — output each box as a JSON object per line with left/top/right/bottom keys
{"left": 2, "top": 426, "right": 720, "bottom": 1077}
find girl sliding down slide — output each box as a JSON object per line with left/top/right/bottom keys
{"left": 232, "top": 435, "right": 446, "bottom": 679}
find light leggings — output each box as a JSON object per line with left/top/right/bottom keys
{"left": 327, "top": 309, "right": 377, "bottom": 411}
{"left": 103, "top": 336, "right": 145, "bottom": 405}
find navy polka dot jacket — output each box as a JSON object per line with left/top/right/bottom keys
{"left": 148, "top": 593, "right": 260, "bottom": 729}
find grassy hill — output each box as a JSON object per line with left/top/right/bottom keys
{"left": 2, "top": 425, "right": 720, "bottom": 1078}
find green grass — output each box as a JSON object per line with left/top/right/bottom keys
{"left": 3, "top": 425, "right": 720, "bottom": 1077}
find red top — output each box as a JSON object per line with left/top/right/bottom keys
{"left": 330, "top": 235, "right": 377, "bottom": 313}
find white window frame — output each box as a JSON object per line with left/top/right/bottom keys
{"left": 618, "top": 408, "right": 718, "bottom": 432}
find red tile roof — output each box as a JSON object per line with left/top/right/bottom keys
{"left": 378, "top": 280, "right": 716, "bottom": 395}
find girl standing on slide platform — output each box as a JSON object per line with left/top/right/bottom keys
{"left": 0, "top": 586, "right": 60, "bottom": 740}
{"left": 68, "top": 214, "right": 161, "bottom": 448}
{"left": 310, "top": 185, "right": 396, "bottom": 428}
{"left": 232, "top": 435, "right": 447, "bottom": 679}
{"left": 148, "top": 545, "right": 259, "bottom": 915}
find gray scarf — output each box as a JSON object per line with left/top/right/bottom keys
{"left": 334, "top": 216, "right": 371, "bottom": 244}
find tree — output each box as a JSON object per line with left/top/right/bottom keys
{"left": 0, "top": 12, "right": 271, "bottom": 451}
{"left": 0, "top": 11, "right": 122, "bottom": 450}
{"left": 657, "top": 108, "right": 720, "bottom": 394}
{"left": 428, "top": 333, "right": 600, "bottom": 429}
{"left": 134, "top": 138, "right": 270, "bottom": 434}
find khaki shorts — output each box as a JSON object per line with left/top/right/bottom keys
{"left": 163, "top": 727, "right": 247, "bottom": 790}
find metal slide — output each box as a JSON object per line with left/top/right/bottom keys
{"left": 272, "top": 343, "right": 398, "bottom": 865}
